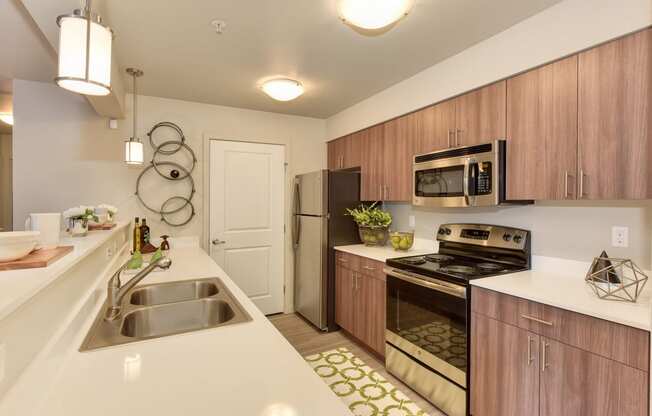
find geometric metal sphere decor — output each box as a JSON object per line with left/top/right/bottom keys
{"left": 585, "top": 255, "right": 648, "bottom": 302}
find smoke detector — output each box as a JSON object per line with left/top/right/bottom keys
{"left": 211, "top": 20, "right": 227, "bottom": 34}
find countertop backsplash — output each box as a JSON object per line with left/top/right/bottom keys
{"left": 385, "top": 201, "right": 652, "bottom": 270}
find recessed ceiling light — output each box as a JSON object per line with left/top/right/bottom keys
{"left": 338, "top": 0, "right": 414, "bottom": 30}
{"left": 0, "top": 113, "right": 13, "bottom": 126}
{"left": 260, "top": 78, "right": 304, "bottom": 102}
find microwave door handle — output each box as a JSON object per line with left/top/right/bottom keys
{"left": 463, "top": 159, "right": 470, "bottom": 206}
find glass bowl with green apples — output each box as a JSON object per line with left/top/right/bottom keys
{"left": 389, "top": 231, "right": 414, "bottom": 251}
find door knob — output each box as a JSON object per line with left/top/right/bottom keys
{"left": 212, "top": 239, "right": 226, "bottom": 245}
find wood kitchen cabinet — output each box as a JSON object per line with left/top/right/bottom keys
{"left": 578, "top": 28, "right": 652, "bottom": 199}
{"left": 471, "top": 313, "right": 540, "bottom": 416}
{"left": 328, "top": 133, "right": 361, "bottom": 171}
{"left": 360, "top": 125, "right": 385, "bottom": 201}
{"left": 506, "top": 56, "right": 578, "bottom": 200}
{"left": 382, "top": 115, "right": 418, "bottom": 201}
{"left": 471, "top": 287, "right": 650, "bottom": 416}
{"left": 417, "top": 100, "right": 456, "bottom": 154}
{"left": 335, "top": 251, "right": 386, "bottom": 357}
{"left": 454, "top": 81, "right": 506, "bottom": 147}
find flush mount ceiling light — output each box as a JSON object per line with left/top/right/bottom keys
{"left": 0, "top": 113, "right": 13, "bottom": 126}
{"left": 125, "top": 68, "right": 144, "bottom": 165}
{"left": 260, "top": 78, "right": 304, "bottom": 102}
{"left": 55, "top": 0, "right": 113, "bottom": 96}
{"left": 338, "top": 0, "right": 414, "bottom": 30}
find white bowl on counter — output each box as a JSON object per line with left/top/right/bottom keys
{"left": 0, "top": 231, "right": 40, "bottom": 262}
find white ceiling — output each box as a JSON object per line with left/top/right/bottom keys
{"left": 104, "top": 0, "right": 563, "bottom": 118}
{"left": 0, "top": 0, "right": 56, "bottom": 84}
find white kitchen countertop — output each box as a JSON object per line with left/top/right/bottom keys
{"left": 0, "top": 222, "right": 129, "bottom": 321}
{"left": 334, "top": 238, "right": 436, "bottom": 262}
{"left": 0, "top": 246, "right": 350, "bottom": 415}
{"left": 471, "top": 256, "right": 652, "bottom": 331}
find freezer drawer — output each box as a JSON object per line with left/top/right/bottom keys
{"left": 294, "top": 215, "right": 328, "bottom": 329}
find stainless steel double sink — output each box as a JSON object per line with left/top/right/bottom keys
{"left": 80, "top": 277, "right": 252, "bottom": 351}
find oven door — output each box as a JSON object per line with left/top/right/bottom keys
{"left": 413, "top": 152, "right": 499, "bottom": 208}
{"left": 385, "top": 268, "right": 468, "bottom": 389}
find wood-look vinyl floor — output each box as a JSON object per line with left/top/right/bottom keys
{"left": 269, "top": 313, "right": 445, "bottom": 416}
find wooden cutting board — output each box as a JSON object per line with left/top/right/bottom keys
{"left": 0, "top": 246, "right": 74, "bottom": 271}
{"left": 88, "top": 223, "right": 117, "bottom": 231}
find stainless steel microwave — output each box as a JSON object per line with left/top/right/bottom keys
{"left": 413, "top": 140, "right": 525, "bottom": 208}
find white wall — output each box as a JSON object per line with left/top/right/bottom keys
{"left": 326, "top": 0, "right": 652, "bottom": 139}
{"left": 13, "top": 79, "right": 326, "bottom": 312}
{"left": 0, "top": 134, "right": 12, "bottom": 231}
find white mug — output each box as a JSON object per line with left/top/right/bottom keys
{"left": 25, "top": 213, "right": 61, "bottom": 249}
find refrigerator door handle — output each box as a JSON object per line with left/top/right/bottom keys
{"left": 293, "top": 215, "right": 301, "bottom": 249}
{"left": 294, "top": 181, "right": 301, "bottom": 215}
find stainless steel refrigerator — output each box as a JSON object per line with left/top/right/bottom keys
{"left": 292, "top": 170, "right": 360, "bottom": 330}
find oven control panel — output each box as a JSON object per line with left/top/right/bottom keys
{"left": 437, "top": 224, "right": 529, "bottom": 251}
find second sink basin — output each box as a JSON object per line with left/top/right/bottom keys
{"left": 130, "top": 280, "right": 218, "bottom": 306}
{"left": 121, "top": 299, "right": 235, "bottom": 338}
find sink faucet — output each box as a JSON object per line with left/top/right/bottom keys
{"left": 104, "top": 256, "right": 172, "bottom": 321}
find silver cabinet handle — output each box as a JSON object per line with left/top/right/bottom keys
{"left": 212, "top": 239, "right": 226, "bottom": 245}
{"left": 564, "top": 171, "right": 569, "bottom": 199}
{"left": 579, "top": 169, "right": 587, "bottom": 198}
{"left": 384, "top": 185, "right": 389, "bottom": 200}
{"left": 340, "top": 155, "right": 344, "bottom": 169}
{"left": 447, "top": 130, "right": 453, "bottom": 148}
{"left": 338, "top": 257, "right": 348, "bottom": 263}
{"left": 521, "top": 314, "right": 553, "bottom": 326}
{"left": 527, "top": 336, "right": 535, "bottom": 366}
{"left": 541, "top": 341, "right": 550, "bottom": 371}
{"left": 379, "top": 184, "right": 383, "bottom": 200}
{"left": 363, "top": 265, "right": 376, "bottom": 271}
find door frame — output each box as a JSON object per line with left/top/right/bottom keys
{"left": 202, "top": 134, "right": 290, "bottom": 313}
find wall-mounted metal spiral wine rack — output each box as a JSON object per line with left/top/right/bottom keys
{"left": 135, "top": 122, "right": 197, "bottom": 227}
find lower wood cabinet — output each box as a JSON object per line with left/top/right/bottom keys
{"left": 471, "top": 287, "right": 649, "bottom": 416}
{"left": 335, "top": 252, "right": 386, "bottom": 357}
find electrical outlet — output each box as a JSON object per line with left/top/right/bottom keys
{"left": 611, "top": 226, "right": 629, "bottom": 248}
{"left": 105, "top": 245, "right": 114, "bottom": 260}
{"left": 409, "top": 215, "right": 416, "bottom": 228}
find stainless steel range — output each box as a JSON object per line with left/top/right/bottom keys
{"left": 384, "top": 224, "right": 531, "bottom": 416}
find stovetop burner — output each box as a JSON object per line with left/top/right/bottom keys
{"left": 439, "top": 265, "right": 477, "bottom": 275}
{"left": 424, "top": 254, "right": 454, "bottom": 263}
{"left": 401, "top": 256, "right": 427, "bottom": 265}
{"left": 477, "top": 262, "right": 504, "bottom": 272}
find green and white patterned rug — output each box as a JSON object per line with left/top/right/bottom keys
{"left": 305, "top": 347, "right": 430, "bottom": 416}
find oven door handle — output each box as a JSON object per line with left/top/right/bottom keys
{"left": 384, "top": 268, "right": 466, "bottom": 299}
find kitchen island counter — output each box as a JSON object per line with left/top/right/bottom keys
{"left": 0, "top": 245, "right": 350, "bottom": 416}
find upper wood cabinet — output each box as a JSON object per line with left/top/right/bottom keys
{"left": 382, "top": 115, "right": 418, "bottom": 201}
{"left": 417, "top": 101, "right": 456, "bottom": 154}
{"left": 327, "top": 133, "right": 361, "bottom": 171}
{"left": 360, "top": 125, "right": 385, "bottom": 201}
{"left": 578, "top": 28, "right": 652, "bottom": 199}
{"left": 454, "top": 81, "right": 506, "bottom": 147}
{"left": 506, "top": 56, "right": 579, "bottom": 200}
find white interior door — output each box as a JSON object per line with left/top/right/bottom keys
{"left": 209, "top": 140, "right": 285, "bottom": 315}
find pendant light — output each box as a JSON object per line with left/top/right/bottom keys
{"left": 55, "top": 0, "right": 113, "bottom": 96}
{"left": 125, "top": 68, "right": 144, "bottom": 165}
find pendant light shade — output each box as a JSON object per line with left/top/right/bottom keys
{"left": 125, "top": 140, "right": 144, "bottom": 165}
{"left": 125, "top": 68, "right": 145, "bottom": 165}
{"left": 55, "top": 1, "right": 113, "bottom": 96}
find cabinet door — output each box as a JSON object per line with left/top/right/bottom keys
{"left": 471, "top": 313, "right": 540, "bottom": 416}
{"left": 578, "top": 28, "right": 652, "bottom": 199}
{"left": 335, "top": 264, "right": 355, "bottom": 333}
{"left": 417, "top": 101, "right": 456, "bottom": 153}
{"left": 355, "top": 274, "right": 386, "bottom": 357}
{"left": 343, "top": 132, "right": 362, "bottom": 169}
{"left": 327, "top": 139, "right": 340, "bottom": 170}
{"left": 455, "top": 81, "right": 506, "bottom": 146}
{"left": 360, "top": 125, "right": 385, "bottom": 201}
{"left": 383, "top": 115, "right": 417, "bottom": 202}
{"left": 506, "top": 56, "right": 578, "bottom": 200}
{"left": 540, "top": 337, "right": 648, "bottom": 416}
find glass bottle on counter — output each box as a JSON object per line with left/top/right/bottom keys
{"left": 140, "top": 218, "right": 150, "bottom": 246}
{"left": 133, "top": 217, "right": 141, "bottom": 253}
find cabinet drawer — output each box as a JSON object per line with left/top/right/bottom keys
{"left": 335, "top": 251, "right": 360, "bottom": 271}
{"left": 359, "top": 257, "right": 385, "bottom": 281}
{"left": 472, "top": 287, "right": 650, "bottom": 371}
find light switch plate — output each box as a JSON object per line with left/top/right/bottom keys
{"left": 611, "top": 226, "right": 629, "bottom": 248}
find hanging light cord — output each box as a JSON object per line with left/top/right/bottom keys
{"left": 132, "top": 73, "right": 137, "bottom": 141}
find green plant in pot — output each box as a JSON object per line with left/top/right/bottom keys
{"left": 346, "top": 203, "right": 392, "bottom": 246}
